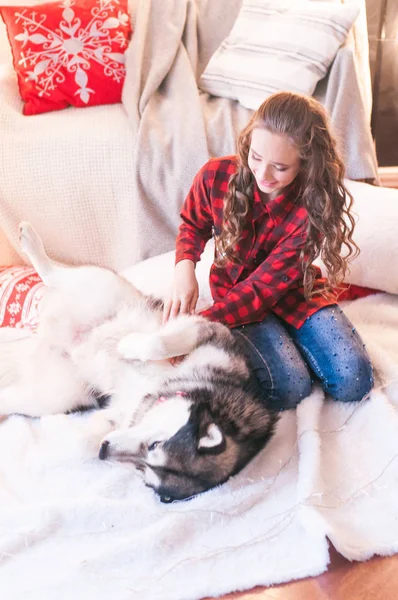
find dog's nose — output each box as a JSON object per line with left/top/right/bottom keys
{"left": 99, "top": 440, "right": 110, "bottom": 460}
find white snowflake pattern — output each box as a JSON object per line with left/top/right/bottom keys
{"left": 7, "top": 301, "right": 22, "bottom": 316}
{"left": 15, "top": 282, "right": 31, "bottom": 292}
{"left": 14, "top": 0, "right": 130, "bottom": 103}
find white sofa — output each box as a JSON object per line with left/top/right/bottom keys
{"left": 0, "top": 0, "right": 378, "bottom": 270}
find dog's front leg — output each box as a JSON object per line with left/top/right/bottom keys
{"left": 117, "top": 315, "right": 203, "bottom": 362}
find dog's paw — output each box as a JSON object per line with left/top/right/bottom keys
{"left": 117, "top": 332, "right": 166, "bottom": 361}
{"left": 19, "top": 222, "right": 40, "bottom": 256}
{"left": 69, "top": 409, "right": 119, "bottom": 457}
{"left": 85, "top": 408, "right": 119, "bottom": 438}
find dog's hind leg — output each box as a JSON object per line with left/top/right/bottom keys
{"left": 19, "top": 222, "right": 136, "bottom": 312}
{"left": 19, "top": 222, "right": 58, "bottom": 286}
{"left": 19, "top": 221, "right": 102, "bottom": 289}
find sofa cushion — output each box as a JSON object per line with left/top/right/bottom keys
{"left": 199, "top": 0, "right": 360, "bottom": 110}
{"left": 0, "top": 266, "right": 46, "bottom": 328}
{"left": 322, "top": 180, "right": 398, "bottom": 296}
{"left": 0, "top": 0, "right": 132, "bottom": 115}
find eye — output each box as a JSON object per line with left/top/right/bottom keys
{"left": 160, "top": 496, "right": 173, "bottom": 503}
{"left": 250, "top": 153, "right": 260, "bottom": 161}
{"left": 148, "top": 441, "right": 161, "bottom": 451}
{"left": 275, "top": 166, "right": 288, "bottom": 172}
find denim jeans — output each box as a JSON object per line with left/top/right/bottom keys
{"left": 232, "top": 305, "right": 374, "bottom": 411}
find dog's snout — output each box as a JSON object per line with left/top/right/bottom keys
{"left": 99, "top": 440, "right": 110, "bottom": 460}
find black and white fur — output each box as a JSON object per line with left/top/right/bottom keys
{"left": 0, "top": 223, "right": 277, "bottom": 502}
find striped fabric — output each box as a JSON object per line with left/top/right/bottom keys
{"left": 199, "top": 0, "right": 360, "bottom": 110}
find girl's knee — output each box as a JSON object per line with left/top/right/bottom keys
{"left": 325, "top": 354, "right": 374, "bottom": 403}
{"left": 270, "top": 366, "right": 312, "bottom": 411}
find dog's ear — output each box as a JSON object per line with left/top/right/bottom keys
{"left": 197, "top": 422, "right": 224, "bottom": 450}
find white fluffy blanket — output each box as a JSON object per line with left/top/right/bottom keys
{"left": 1, "top": 285, "right": 398, "bottom": 599}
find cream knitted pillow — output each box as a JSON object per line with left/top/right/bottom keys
{"left": 199, "top": 0, "right": 360, "bottom": 110}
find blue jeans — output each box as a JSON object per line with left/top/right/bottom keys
{"left": 233, "top": 305, "right": 374, "bottom": 411}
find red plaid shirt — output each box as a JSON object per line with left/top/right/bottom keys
{"left": 175, "top": 156, "right": 334, "bottom": 329}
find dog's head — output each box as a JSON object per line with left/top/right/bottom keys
{"left": 98, "top": 385, "right": 276, "bottom": 502}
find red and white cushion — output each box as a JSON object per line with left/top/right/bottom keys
{"left": 0, "top": 266, "right": 45, "bottom": 329}
{"left": 0, "top": 0, "right": 132, "bottom": 115}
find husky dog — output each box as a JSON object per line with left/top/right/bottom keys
{"left": 0, "top": 223, "right": 277, "bottom": 502}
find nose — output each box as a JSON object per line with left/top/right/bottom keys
{"left": 99, "top": 440, "right": 110, "bottom": 460}
{"left": 258, "top": 163, "right": 273, "bottom": 181}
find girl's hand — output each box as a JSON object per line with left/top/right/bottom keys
{"left": 162, "top": 260, "right": 199, "bottom": 324}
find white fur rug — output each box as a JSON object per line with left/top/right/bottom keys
{"left": 1, "top": 286, "right": 398, "bottom": 599}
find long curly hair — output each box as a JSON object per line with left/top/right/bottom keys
{"left": 215, "top": 91, "right": 359, "bottom": 298}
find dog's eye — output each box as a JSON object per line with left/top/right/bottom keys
{"left": 160, "top": 496, "right": 173, "bottom": 503}
{"left": 148, "top": 441, "right": 160, "bottom": 451}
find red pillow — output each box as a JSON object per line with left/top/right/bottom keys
{"left": 0, "top": 0, "right": 132, "bottom": 115}
{"left": 0, "top": 267, "right": 46, "bottom": 329}
{"left": 337, "top": 283, "right": 382, "bottom": 302}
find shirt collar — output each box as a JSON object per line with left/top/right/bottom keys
{"left": 252, "top": 179, "right": 300, "bottom": 225}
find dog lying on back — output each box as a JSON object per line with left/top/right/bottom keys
{"left": 0, "top": 223, "right": 277, "bottom": 502}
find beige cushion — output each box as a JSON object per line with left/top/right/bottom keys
{"left": 199, "top": 0, "right": 360, "bottom": 110}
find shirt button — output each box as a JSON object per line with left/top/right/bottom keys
{"left": 282, "top": 275, "right": 289, "bottom": 282}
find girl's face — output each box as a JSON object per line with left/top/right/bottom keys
{"left": 248, "top": 128, "right": 301, "bottom": 200}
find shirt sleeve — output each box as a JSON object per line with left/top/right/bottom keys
{"left": 175, "top": 164, "right": 214, "bottom": 266}
{"left": 200, "top": 223, "right": 307, "bottom": 327}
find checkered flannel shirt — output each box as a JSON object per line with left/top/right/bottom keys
{"left": 175, "top": 156, "right": 334, "bottom": 329}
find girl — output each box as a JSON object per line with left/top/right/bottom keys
{"left": 163, "top": 92, "right": 374, "bottom": 410}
